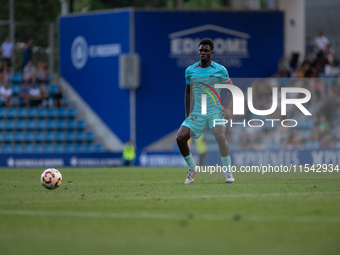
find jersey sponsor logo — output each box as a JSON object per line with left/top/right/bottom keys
{"left": 71, "top": 36, "right": 122, "bottom": 70}
{"left": 169, "top": 24, "right": 250, "bottom": 68}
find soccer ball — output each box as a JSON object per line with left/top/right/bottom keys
{"left": 41, "top": 168, "right": 62, "bottom": 189}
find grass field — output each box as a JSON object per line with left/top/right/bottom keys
{"left": 1, "top": 167, "right": 340, "bottom": 255}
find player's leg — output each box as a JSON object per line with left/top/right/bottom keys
{"left": 212, "top": 125, "right": 234, "bottom": 183}
{"left": 176, "top": 125, "right": 197, "bottom": 184}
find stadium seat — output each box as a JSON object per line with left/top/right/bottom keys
{"left": 57, "top": 119, "right": 67, "bottom": 130}
{"left": 44, "top": 143, "right": 54, "bottom": 153}
{"left": 33, "top": 143, "right": 43, "bottom": 153}
{"left": 45, "top": 131, "right": 55, "bottom": 142}
{"left": 75, "top": 142, "right": 85, "bottom": 152}
{"left": 35, "top": 131, "right": 44, "bottom": 142}
{"left": 48, "top": 108, "right": 58, "bottom": 118}
{"left": 54, "top": 143, "right": 64, "bottom": 153}
{"left": 2, "top": 144, "right": 12, "bottom": 153}
{"left": 76, "top": 131, "right": 85, "bottom": 142}
{"left": 65, "top": 143, "right": 75, "bottom": 152}
{"left": 47, "top": 119, "right": 57, "bottom": 130}
{"left": 77, "top": 120, "right": 86, "bottom": 130}
{"left": 58, "top": 107, "right": 67, "bottom": 118}
{"left": 38, "top": 108, "right": 47, "bottom": 118}
{"left": 0, "top": 108, "right": 6, "bottom": 118}
{"left": 36, "top": 119, "right": 47, "bottom": 130}
{"left": 25, "top": 131, "right": 34, "bottom": 142}
{"left": 67, "top": 119, "right": 76, "bottom": 129}
{"left": 4, "top": 132, "right": 13, "bottom": 142}
{"left": 28, "top": 108, "right": 38, "bottom": 118}
{"left": 65, "top": 131, "right": 75, "bottom": 142}
{"left": 56, "top": 131, "right": 65, "bottom": 142}
{"left": 5, "top": 120, "right": 15, "bottom": 130}
{"left": 11, "top": 84, "right": 20, "bottom": 95}
{"left": 14, "top": 131, "right": 24, "bottom": 142}
{"left": 16, "top": 119, "right": 26, "bottom": 130}
{"left": 26, "top": 119, "right": 36, "bottom": 130}
{"left": 23, "top": 143, "right": 34, "bottom": 153}
{"left": 0, "top": 120, "right": 5, "bottom": 129}
{"left": 95, "top": 144, "right": 105, "bottom": 152}
{"left": 6, "top": 108, "right": 17, "bottom": 119}
{"left": 17, "top": 108, "right": 28, "bottom": 118}
{"left": 67, "top": 108, "right": 77, "bottom": 118}
{"left": 13, "top": 144, "right": 23, "bottom": 153}
{"left": 86, "top": 132, "right": 95, "bottom": 142}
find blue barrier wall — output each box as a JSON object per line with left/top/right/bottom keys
{"left": 59, "top": 9, "right": 283, "bottom": 152}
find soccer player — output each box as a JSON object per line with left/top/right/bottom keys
{"left": 176, "top": 38, "right": 234, "bottom": 184}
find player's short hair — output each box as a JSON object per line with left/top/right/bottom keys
{"left": 199, "top": 38, "right": 214, "bottom": 51}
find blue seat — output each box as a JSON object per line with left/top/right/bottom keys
{"left": 54, "top": 143, "right": 64, "bottom": 153}
{"left": 17, "top": 108, "right": 28, "bottom": 118}
{"left": 23, "top": 144, "right": 34, "bottom": 153}
{"left": 65, "top": 143, "right": 75, "bottom": 152}
{"left": 16, "top": 119, "right": 26, "bottom": 130}
{"left": 36, "top": 119, "right": 47, "bottom": 130}
{"left": 6, "top": 108, "right": 17, "bottom": 119}
{"left": 47, "top": 119, "right": 56, "bottom": 129}
{"left": 38, "top": 108, "right": 47, "bottom": 118}
{"left": 4, "top": 132, "right": 13, "bottom": 142}
{"left": 75, "top": 142, "right": 85, "bottom": 152}
{"left": 11, "top": 72, "right": 24, "bottom": 83}
{"left": 14, "top": 131, "right": 24, "bottom": 142}
{"left": 28, "top": 108, "right": 38, "bottom": 118}
{"left": 48, "top": 108, "right": 58, "bottom": 118}
{"left": 33, "top": 144, "right": 43, "bottom": 153}
{"left": 65, "top": 131, "right": 75, "bottom": 142}
{"left": 0, "top": 120, "right": 5, "bottom": 129}
{"left": 0, "top": 133, "right": 3, "bottom": 142}
{"left": 56, "top": 131, "right": 65, "bottom": 142}
{"left": 76, "top": 131, "right": 85, "bottom": 142}
{"left": 58, "top": 107, "right": 67, "bottom": 118}
{"left": 86, "top": 132, "right": 95, "bottom": 142}
{"left": 2, "top": 144, "right": 12, "bottom": 153}
{"left": 0, "top": 108, "right": 6, "bottom": 118}
{"left": 67, "top": 119, "right": 76, "bottom": 129}
{"left": 35, "top": 131, "right": 44, "bottom": 142}
{"left": 25, "top": 131, "right": 34, "bottom": 142}
{"left": 11, "top": 84, "right": 20, "bottom": 95}
{"left": 45, "top": 131, "right": 55, "bottom": 142}
{"left": 44, "top": 143, "right": 54, "bottom": 153}
{"left": 95, "top": 144, "right": 105, "bottom": 152}
{"left": 26, "top": 119, "right": 36, "bottom": 129}
{"left": 67, "top": 108, "right": 77, "bottom": 118}
{"left": 13, "top": 144, "right": 23, "bottom": 153}
{"left": 5, "top": 120, "right": 15, "bottom": 130}
{"left": 77, "top": 120, "right": 86, "bottom": 130}
{"left": 57, "top": 119, "right": 67, "bottom": 129}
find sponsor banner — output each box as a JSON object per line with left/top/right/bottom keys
{"left": 137, "top": 150, "right": 340, "bottom": 167}
{"left": 0, "top": 153, "right": 122, "bottom": 168}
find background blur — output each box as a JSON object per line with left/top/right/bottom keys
{"left": 0, "top": 0, "right": 339, "bottom": 167}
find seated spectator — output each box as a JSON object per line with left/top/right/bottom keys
{"left": 39, "top": 83, "right": 50, "bottom": 107}
{"left": 36, "top": 61, "right": 49, "bottom": 84}
{"left": 19, "top": 83, "right": 30, "bottom": 108}
{"left": 0, "top": 82, "right": 13, "bottom": 107}
{"left": 53, "top": 86, "right": 64, "bottom": 107}
{"left": 28, "top": 83, "right": 42, "bottom": 107}
{"left": 23, "top": 60, "right": 36, "bottom": 84}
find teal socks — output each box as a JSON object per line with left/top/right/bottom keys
{"left": 221, "top": 155, "right": 231, "bottom": 172}
{"left": 184, "top": 154, "right": 196, "bottom": 170}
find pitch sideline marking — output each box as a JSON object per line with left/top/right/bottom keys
{"left": 0, "top": 191, "right": 339, "bottom": 205}
{"left": 0, "top": 209, "right": 340, "bottom": 223}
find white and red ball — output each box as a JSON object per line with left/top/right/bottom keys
{"left": 41, "top": 168, "right": 62, "bottom": 189}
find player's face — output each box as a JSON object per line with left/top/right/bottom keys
{"left": 198, "top": 45, "right": 213, "bottom": 63}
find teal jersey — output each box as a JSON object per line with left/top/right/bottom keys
{"left": 185, "top": 61, "right": 231, "bottom": 114}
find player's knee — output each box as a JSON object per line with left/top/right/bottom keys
{"left": 214, "top": 132, "right": 226, "bottom": 143}
{"left": 176, "top": 133, "right": 187, "bottom": 145}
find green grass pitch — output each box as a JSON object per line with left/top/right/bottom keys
{"left": 0, "top": 167, "right": 340, "bottom": 255}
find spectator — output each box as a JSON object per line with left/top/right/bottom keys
{"left": 23, "top": 60, "right": 36, "bottom": 84}
{"left": 0, "top": 82, "right": 13, "bottom": 107}
{"left": 53, "top": 86, "right": 65, "bottom": 107}
{"left": 36, "top": 61, "right": 49, "bottom": 84}
{"left": 28, "top": 83, "right": 42, "bottom": 107}
{"left": 1, "top": 37, "right": 14, "bottom": 73}
{"left": 19, "top": 83, "right": 30, "bottom": 108}
{"left": 22, "top": 39, "right": 33, "bottom": 70}
{"left": 314, "top": 31, "right": 329, "bottom": 58}
{"left": 39, "top": 83, "right": 50, "bottom": 107}
{"left": 305, "top": 34, "right": 314, "bottom": 56}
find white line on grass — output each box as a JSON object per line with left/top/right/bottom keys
{"left": 0, "top": 191, "right": 339, "bottom": 205}
{"left": 0, "top": 210, "right": 340, "bottom": 223}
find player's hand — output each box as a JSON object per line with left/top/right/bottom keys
{"left": 219, "top": 108, "right": 232, "bottom": 119}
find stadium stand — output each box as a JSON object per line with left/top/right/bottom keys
{"left": 0, "top": 72, "right": 105, "bottom": 153}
